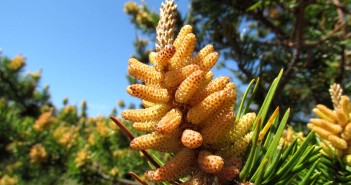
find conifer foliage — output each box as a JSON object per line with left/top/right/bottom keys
{"left": 0, "top": 53, "right": 149, "bottom": 184}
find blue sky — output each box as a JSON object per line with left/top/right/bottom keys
{"left": 0, "top": 0, "right": 239, "bottom": 117}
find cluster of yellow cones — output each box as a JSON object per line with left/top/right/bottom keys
{"left": 121, "top": 23, "right": 257, "bottom": 184}
{"left": 308, "top": 83, "right": 351, "bottom": 165}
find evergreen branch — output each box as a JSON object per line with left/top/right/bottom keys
{"left": 279, "top": 0, "right": 306, "bottom": 98}
{"left": 248, "top": 9, "right": 288, "bottom": 40}
{"left": 252, "top": 19, "right": 344, "bottom": 49}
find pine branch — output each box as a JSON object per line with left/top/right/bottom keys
{"left": 279, "top": 0, "right": 306, "bottom": 97}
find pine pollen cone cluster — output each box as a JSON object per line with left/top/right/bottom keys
{"left": 308, "top": 83, "right": 351, "bottom": 165}
{"left": 122, "top": 25, "right": 256, "bottom": 184}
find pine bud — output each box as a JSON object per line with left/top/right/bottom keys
{"left": 181, "top": 129, "right": 203, "bottom": 149}
{"left": 198, "top": 150, "right": 224, "bottom": 174}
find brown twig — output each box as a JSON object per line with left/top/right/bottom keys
{"left": 345, "top": 32, "right": 351, "bottom": 39}
{"left": 110, "top": 116, "right": 135, "bottom": 140}
{"left": 304, "top": 22, "right": 345, "bottom": 46}
{"left": 279, "top": 0, "right": 306, "bottom": 94}
{"left": 129, "top": 172, "right": 149, "bottom": 185}
{"left": 332, "top": 0, "right": 347, "bottom": 34}
{"left": 332, "top": 0, "right": 348, "bottom": 84}
{"left": 110, "top": 116, "right": 161, "bottom": 168}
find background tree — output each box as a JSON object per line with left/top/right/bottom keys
{"left": 0, "top": 53, "right": 149, "bottom": 184}
{"left": 124, "top": 0, "right": 351, "bottom": 123}
{"left": 0, "top": 53, "right": 52, "bottom": 117}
